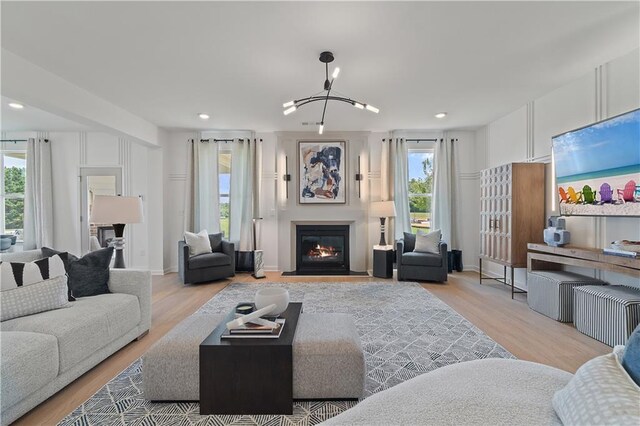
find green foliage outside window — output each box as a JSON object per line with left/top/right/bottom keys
{"left": 3, "top": 166, "right": 26, "bottom": 231}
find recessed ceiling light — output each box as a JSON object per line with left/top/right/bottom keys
{"left": 198, "top": 113, "right": 210, "bottom": 120}
{"left": 435, "top": 112, "right": 447, "bottom": 119}
{"left": 8, "top": 102, "right": 24, "bottom": 110}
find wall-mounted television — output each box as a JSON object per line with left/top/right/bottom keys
{"left": 552, "top": 108, "right": 640, "bottom": 217}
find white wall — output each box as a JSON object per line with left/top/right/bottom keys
{"left": 275, "top": 131, "right": 371, "bottom": 272}
{"left": 478, "top": 48, "right": 640, "bottom": 289}
{"left": 2, "top": 130, "right": 164, "bottom": 273}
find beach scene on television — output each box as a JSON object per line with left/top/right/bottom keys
{"left": 554, "top": 109, "right": 640, "bottom": 217}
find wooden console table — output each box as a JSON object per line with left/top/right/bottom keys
{"left": 527, "top": 243, "right": 640, "bottom": 278}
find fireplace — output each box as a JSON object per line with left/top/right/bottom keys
{"left": 296, "top": 225, "right": 350, "bottom": 275}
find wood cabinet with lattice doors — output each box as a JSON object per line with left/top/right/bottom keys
{"left": 479, "top": 162, "right": 545, "bottom": 297}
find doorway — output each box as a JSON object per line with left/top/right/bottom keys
{"left": 80, "top": 167, "right": 123, "bottom": 254}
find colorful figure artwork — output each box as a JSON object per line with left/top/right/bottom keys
{"left": 299, "top": 141, "right": 346, "bottom": 204}
{"left": 618, "top": 180, "right": 637, "bottom": 203}
{"left": 599, "top": 183, "right": 614, "bottom": 204}
{"left": 553, "top": 109, "right": 640, "bottom": 216}
{"left": 567, "top": 187, "right": 583, "bottom": 204}
{"left": 582, "top": 185, "right": 596, "bottom": 204}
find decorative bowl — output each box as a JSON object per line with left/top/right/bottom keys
{"left": 254, "top": 288, "right": 290, "bottom": 316}
{"left": 0, "top": 238, "right": 11, "bottom": 251}
{"left": 0, "top": 235, "right": 17, "bottom": 245}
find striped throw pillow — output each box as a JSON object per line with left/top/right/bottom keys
{"left": 0, "top": 254, "right": 70, "bottom": 297}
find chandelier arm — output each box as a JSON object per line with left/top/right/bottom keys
{"left": 293, "top": 96, "right": 361, "bottom": 109}
{"left": 320, "top": 82, "right": 333, "bottom": 125}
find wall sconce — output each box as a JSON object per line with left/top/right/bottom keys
{"left": 355, "top": 155, "right": 363, "bottom": 198}
{"left": 283, "top": 155, "right": 291, "bottom": 199}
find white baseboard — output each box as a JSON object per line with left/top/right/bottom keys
{"left": 151, "top": 270, "right": 165, "bottom": 276}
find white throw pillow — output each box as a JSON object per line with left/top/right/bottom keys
{"left": 552, "top": 350, "right": 640, "bottom": 426}
{"left": 414, "top": 229, "right": 441, "bottom": 254}
{"left": 184, "top": 229, "right": 212, "bottom": 256}
{"left": 0, "top": 275, "right": 70, "bottom": 321}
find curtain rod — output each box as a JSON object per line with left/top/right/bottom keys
{"left": 197, "top": 138, "right": 263, "bottom": 143}
{"left": 0, "top": 139, "right": 49, "bottom": 143}
{"left": 382, "top": 138, "right": 440, "bottom": 142}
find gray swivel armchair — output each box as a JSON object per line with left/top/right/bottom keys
{"left": 396, "top": 232, "right": 448, "bottom": 282}
{"left": 178, "top": 233, "right": 235, "bottom": 284}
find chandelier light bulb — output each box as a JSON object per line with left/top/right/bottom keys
{"left": 282, "top": 100, "right": 295, "bottom": 108}
{"left": 353, "top": 102, "right": 364, "bottom": 109}
{"left": 332, "top": 67, "right": 340, "bottom": 79}
{"left": 365, "top": 104, "right": 380, "bottom": 113}
{"left": 319, "top": 124, "right": 324, "bottom": 135}
{"left": 283, "top": 105, "right": 297, "bottom": 116}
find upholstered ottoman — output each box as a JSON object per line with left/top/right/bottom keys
{"left": 574, "top": 285, "right": 640, "bottom": 346}
{"left": 143, "top": 312, "right": 365, "bottom": 401}
{"left": 527, "top": 271, "right": 607, "bottom": 322}
{"left": 293, "top": 313, "right": 365, "bottom": 399}
{"left": 143, "top": 313, "right": 225, "bottom": 401}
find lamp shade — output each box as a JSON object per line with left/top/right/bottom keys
{"left": 90, "top": 195, "right": 144, "bottom": 224}
{"left": 370, "top": 201, "right": 397, "bottom": 218}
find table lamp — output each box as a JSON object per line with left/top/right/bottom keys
{"left": 90, "top": 195, "right": 144, "bottom": 268}
{"left": 370, "top": 201, "right": 397, "bottom": 246}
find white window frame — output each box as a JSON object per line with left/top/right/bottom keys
{"left": 0, "top": 149, "right": 27, "bottom": 239}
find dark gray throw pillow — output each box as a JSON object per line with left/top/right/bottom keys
{"left": 403, "top": 232, "right": 416, "bottom": 252}
{"left": 42, "top": 247, "right": 113, "bottom": 297}
{"left": 208, "top": 233, "right": 223, "bottom": 253}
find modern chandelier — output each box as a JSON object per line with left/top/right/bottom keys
{"left": 282, "top": 51, "right": 379, "bottom": 134}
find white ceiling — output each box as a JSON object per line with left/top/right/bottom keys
{"left": 1, "top": 1, "right": 639, "bottom": 133}
{"left": 1, "top": 96, "right": 91, "bottom": 132}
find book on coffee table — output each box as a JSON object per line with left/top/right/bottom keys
{"left": 221, "top": 318, "right": 285, "bottom": 339}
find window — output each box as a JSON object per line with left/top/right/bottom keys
{"left": 219, "top": 149, "right": 232, "bottom": 238}
{"left": 408, "top": 149, "right": 434, "bottom": 233}
{"left": 1, "top": 150, "right": 27, "bottom": 240}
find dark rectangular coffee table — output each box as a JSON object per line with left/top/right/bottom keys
{"left": 199, "top": 302, "right": 302, "bottom": 415}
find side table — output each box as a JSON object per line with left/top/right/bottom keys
{"left": 373, "top": 246, "right": 394, "bottom": 278}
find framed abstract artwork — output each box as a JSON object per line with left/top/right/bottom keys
{"left": 298, "top": 141, "right": 346, "bottom": 204}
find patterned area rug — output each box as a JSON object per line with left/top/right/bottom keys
{"left": 60, "top": 282, "right": 514, "bottom": 425}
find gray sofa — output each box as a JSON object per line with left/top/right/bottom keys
{"left": 322, "top": 358, "right": 572, "bottom": 425}
{"left": 0, "top": 249, "right": 152, "bottom": 426}
{"left": 396, "top": 236, "right": 448, "bottom": 282}
{"left": 178, "top": 233, "right": 235, "bottom": 284}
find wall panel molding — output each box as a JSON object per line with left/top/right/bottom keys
{"left": 79, "top": 132, "right": 87, "bottom": 164}
{"left": 168, "top": 173, "right": 186, "bottom": 181}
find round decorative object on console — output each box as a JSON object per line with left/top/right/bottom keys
{"left": 235, "top": 303, "right": 255, "bottom": 315}
{"left": 255, "top": 288, "right": 290, "bottom": 316}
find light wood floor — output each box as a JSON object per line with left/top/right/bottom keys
{"left": 14, "top": 271, "right": 610, "bottom": 425}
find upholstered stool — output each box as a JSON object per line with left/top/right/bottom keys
{"left": 143, "top": 312, "right": 365, "bottom": 401}
{"left": 527, "top": 271, "right": 607, "bottom": 322}
{"left": 574, "top": 285, "right": 640, "bottom": 346}
{"left": 142, "top": 313, "right": 225, "bottom": 401}
{"left": 293, "top": 313, "right": 365, "bottom": 399}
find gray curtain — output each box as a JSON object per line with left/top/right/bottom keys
{"left": 229, "top": 138, "right": 260, "bottom": 251}
{"left": 432, "top": 137, "right": 459, "bottom": 248}
{"left": 183, "top": 139, "right": 220, "bottom": 234}
{"left": 382, "top": 138, "right": 411, "bottom": 241}
{"left": 23, "top": 138, "right": 53, "bottom": 249}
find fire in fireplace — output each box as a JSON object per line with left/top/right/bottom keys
{"left": 296, "top": 225, "right": 350, "bottom": 274}
{"left": 307, "top": 243, "right": 340, "bottom": 259}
